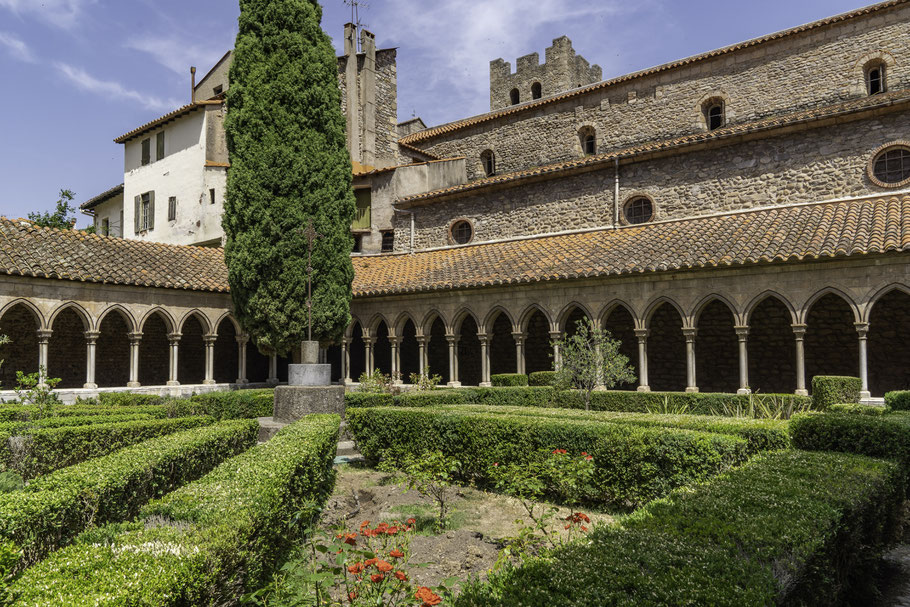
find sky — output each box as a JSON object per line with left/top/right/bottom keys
{"left": 0, "top": 0, "right": 873, "bottom": 226}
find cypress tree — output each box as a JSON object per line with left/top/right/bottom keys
{"left": 223, "top": 0, "right": 355, "bottom": 356}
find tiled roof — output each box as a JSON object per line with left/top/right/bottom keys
{"left": 399, "top": 0, "right": 907, "bottom": 145}
{"left": 80, "top": 184, "right": 124, "bottom": 212}
{"left": 351, "top": 195, "right": 910, "bottom": 296}
{"left": 114, "top": 101, "right": 223, "bottom": 144}
{"left": 399, "top": 90, "right": 910, "bottom": 206}
{"left": 0, "top": 218, "right": 228, "bottom": 292}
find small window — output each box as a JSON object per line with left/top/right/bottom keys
{"left": 480, "top": 149, "right": 496, "bottom": 177}
{"left": 101, "top": 218, "right": 109, "bottom": 236}
{"left": 531, "top": 82, "right": 542, "bottom": 100}
{"left": 381, "top": 230, "right": 394, "bottom": 253}
{"left": 510, "top": 88, "right": 520, "bottom": 105}
{"left": 168, "top": 196, "right": 177, "bottom": 221}
{"left": 867, "top": 64, "right": 886, "bottom": 95}
{"left": 213, "top": 84, "right": 223, "bottom": 95}
{"left": 141, "top": 138, "right": 151, "bottom": 166}
{"left": 870, "top": 145, "right": 910, "bottom": 187}
{"left": 209, "top": 188, "right": 216, "bottom": 205}
{"left": 623, "top": 197, "right": 654, "bottom": 225}
{"left": 352, "top": 234, "right": 363, "bottom": 253}
{"left": 579, "top": 127, "right": 596, "bottom": 156}
{"left": 451, "top": 220, "right": 473, "bottom": 245}
{"left": 706, "top": 103, "right": 724, "bottom": 130}
{"left": 140, "top": 192, "right": 152, "bottom": 231}
{"left": 156, "top": 132, "right": 165, "bottom": 161}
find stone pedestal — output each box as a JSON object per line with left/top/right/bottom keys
{"left": 288, "top": 364, "right": 332, "bottom": 386}
{"left": 273, "top": 385, "right": 345, "bottom": 423}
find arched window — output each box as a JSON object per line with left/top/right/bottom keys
{"left": 578, "top": 127, "right": 596, "bottom": 156}
{"left": 705, "top": 102, "right": 724, "bottom": 130}
{"left": 623, "top": 196, "right": 655, "bottom": 225}
{"left": 867, "top": 63, "right": 886, "bottom": 95}
{"left": 531, "top": 82, "right": 542, "bottom": 100}
{"left": 510, "top": 88, "right": 520, "bottom": 105}
{"left": 480, "top": 150, "right": 496, "bottom": 177}
{"left": 450, "top": 220, "right": 474, "bottom": 245}
{"left": 869, "top": 144, "right": 910, "bottom": 187}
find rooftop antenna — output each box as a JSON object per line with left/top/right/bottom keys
{"left": 343, "top": 0, "right": 369, "bottom": 51}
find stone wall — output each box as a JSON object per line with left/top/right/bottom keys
{"left": 415, "top": 5, "right": 910, "bottom": 181}
{"left": 395, "top": 110, "right": 910, "bottom": 251}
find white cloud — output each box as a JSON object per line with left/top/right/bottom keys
{"left": 54, "top": 62, "right": 180, "bottom": 111}
{"left": 0, "top": 31, "right": 35, "bottom": 62}
{"left": 0, "top": 0, "right": 95, "bottom": 29}
{"left": 125, "top": 34, "right": 231, "bottom": 77}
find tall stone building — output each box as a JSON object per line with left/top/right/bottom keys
{"left": 2, "top": 1, "right": 909, "bottom": 402}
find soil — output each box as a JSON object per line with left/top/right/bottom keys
{"left": 318, "top": 464, "right": 614, "bottom": 589}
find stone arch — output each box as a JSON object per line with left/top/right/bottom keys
{"left": 0, "top": 298, "right": 46, "bottom": 331}
{"left": 0, "top": 302, "right": 40, "bottom": 387}
{"left": 47, "top": 302, "right": 91, "bottom": 333}
{"left": 644, "top": 297, "right": 685, "bottom": 326}
{"left": 373, "top": 320, "right": 393, "bottom": 377}
{"left": 349, "top": 321, "right": 366, "bottom": 382}
{"left": 139, "top": 307, "right": 177, "bottom": 334}
{"left": 139, "top": 310, "right": 171, "bottom": 386}
{"left": 646, "top": 301, "right": 686, "bottom": 392}
{"left": 96, "top": 304, "right": 138, "bottom": 334}
{"left": 521, "top": 305, "right": 553, "bottom": 375}
{"left": 805, "top": 292, "right": 860, "bottom": 387}
{"left": 178, "top": 309, "right": 213, "bottom": 336}
{"left": 367, "top": 313, "right": 392, "bottom": 337}
{"left": 744, "top": 291, "right": 797, "bottom": 326}
{"left": 487, "top": 308, "right": 517, "bottom": 377}
{"left": 451, "top": 307, "right": 479, "bottom": 336}
{"left": 695, "top": 90, "right": 734, "bottom": 130}
{"left": 457, "top": 313, "right": 482, "bottom": 386}
{"left": 747, "top": 294, "right": 797, "bottom": 394}
{"left": 852, "top": 51, "right": 896, "bottom": 95}
{"left": 97, "top": 306, "right": 131, "bottom": 388}
{"left": 393, "top": 312, "right": 417, "bottom": 339}
{"left": 691, "top": 293, "right": 743, "bottom": 327}
{"left": 421, "top": 310, "right": 448, "bottom": 337}
{"left": 426, "top": 316, "right": 449, "bottom": 384}
{"left": 600, "top": 301, "right": 638, "bottom": 391}
{"left": 213, "top": 316, "right": 239, "bottom": 384}
{"left": 865, "top": 283, "right": 910, "bottom": 321}
{"left": 178, "top": 314, "right": 206, "bottom": 384}
{"left": 519, "top": 304, "right": 552, "bottom": 332}
{"left": 481, "top": 306, "right": 516, "bottom": 334}
{"left": 213, "top": 312, "right": 241, "bottom": 335}
{"left": 557, "top": 302, "right": 594, "bottom": 337}
{"left": 694, "top": 298, "right": 739, "bottom": 393}
{"left": 48, "top": 307, "right": 88, "bottom": 389}
{"left": 799, "top": 288, "right": 860, "bottom": 325}
{"left": 345, "top": 316, "right": 364, "bottom": 339}
{"left": 867, "top": 286, "right": 910, "bottom": 395}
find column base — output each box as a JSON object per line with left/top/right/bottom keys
{"left": 859, "top": 391, "right": 872, "bottom": 400}
{"left": 83, "top": 383, "right": 98, "bottom": 390}
{"left": 479, "top": 382, "right": 492, "bottom": 388}
{"left": 795, "top": 389, "right": 809, "bottom": 396}
{"left": 736, "top": 388, "right": 752, "bottom": 395}
{"left": 446, "top": 381, "right": 462, "bottom": 388}
{"left": 637, "top": 385, "right": 651, "bottom": 392}
{"left": 166, "top": 381, "right": 180, "bottom": 387}
{"left": 127, "top": 382, "right": 141, "bottom": 388}
{"left": 685, "top": 387, "right": 700, "bottom": 393}
{"left": 267, "top": 378, "right": 280, "bottom": 386}
{"left": 235, "top": 378, "right": 249, "bottom": 385}
{"left": 202, "top": 380, "right": 216, "bottom": 385}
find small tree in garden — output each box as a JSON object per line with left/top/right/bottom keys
{"left": 554, "top": 320, "right": 636, "bottom": 411}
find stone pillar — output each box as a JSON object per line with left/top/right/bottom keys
{"left": 683, "top": 328, "right": 698, "bottom": 393}
{"left": 446, "top": 335, "right": 461, "bottom": 387}
{"left": 389, "top": 336, "right": 402, "bottom": 384}
{"left": 236, "top": 334, "right": 249, "bottom": 384}
{"left": 479, "top": 334, "right": 491, "bottom": 387}
{"left": 267, "top": 353, "right": 279, "bottom": 385}
{"left": 634, "top": 329, "right": 650, "bottom": 392}
{"left": 855, "top": 322, "right": 871, "bottom": 399}
{"left": 362, "top": 337, "right": 374, "bottom": 375}
{"left": 735, "top": 326, "right": 750, "bottom": 395}
{"left": 792, "top": 324, "right": 808, "bottom": 396}
{"left": 83, "top": 330, "right": 100, "bottom": 389}
{"left": 127, "top": 332, "right": 142, "bottom": 387}
{"left": 167, "top": 333, "right": 181, "bottom": 386}
{"left": 549, "top": 331, "right": 563, "bottom": 370}
{"left": 512, "top": 332, "right": 527, "bottom": 375}
{"left": 37, "top": 329, "right": 52, "bottom": 387}
{"left": 416, "top": 336, "right": 428, "bottom": 376}
{"left": 202, "top": 335, "right": 217, "bottom": 385}
{"left": 342, "top": 338, "right": 352, "bottom": 384}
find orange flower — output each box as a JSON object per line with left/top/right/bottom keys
{"left": 415, "top": 586, "right": 442, "bottom": 606}
{"left": 348, "top": 562, "right": 364, "bottom": 575}
{"left": 348, "top": 591, "right": 357, "bottom": 602}
{"left": 581, "top": 525, "right": 589, "bottom": 532}
{"left": 394, "top": 570, "right": 408, "bottom": 581}
{"left": 364, "top": 558, "right": 378, "bottom": 567}
{"left": 338, "top": 533, "right": 357, "bottom": 546}
{"left": 387, "top": 526, "right": 399, "bottom": 535}
{"left": 371, "top": 573, "right": 384, "bottom": 583}
{"left": 406, "top": 518, "right": 416, "bottom": 525}
{"left": 585, "top": 455, "right": 594, "bottom": 461}
{"left": 376, "top": 560, "right": 393, "bottom": 573}
{"left": 360, "top": 520, "right": 370, "bottom": 528}
{"left": 389, "top": 549, "right": 405, "bottom": 559}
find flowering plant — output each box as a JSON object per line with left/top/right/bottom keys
{"left": 379, "top": 450, "right": 461, "bottom": 533}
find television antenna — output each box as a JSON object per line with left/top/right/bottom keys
{"left": 343, "top": 0, "right": 370, "bottom": 50}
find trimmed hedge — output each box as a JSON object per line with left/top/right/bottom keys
{"left": 791, "top": 411, "right": 910, "bottom": 463}
{"left": 827, "top": 403, "right": 890, "bottom": 416}
{"left": 491, "top": 373, "right": 529, "bottom": 387}
{"left": 345, "top": 392, "right": 395, "bottom": 408}
{"left": 811, "top": 375, "right": 862, "bottom": 410}
{"left": 6, "top": 416, "right": 214, "bottom": 479}
{"left": 445, "top": 405, "right": 790, "bottom": 454}
{"left": 0, "top": 413, "right": 155, "bottom": 435}
{"left": 528, "top": 371, "right": 556, "bottom": 386}
{"left": 0, "top": 419, "right": 257, "bottom": 571}
{"left": 96, "top": 389, "right": 276, "bottom": 420}
{"left": 885, "top": 391, "right": 910, "bottom": 411}
{"left": 96, "top": 393, "right": 167, "bottom": 407}
{"left": 9, "top": 414, "right": 340, "bottom": 606}
{"left": 348, "top": 407, "right": 747, "bottom": 508}
{"left": 456, "top": 450, "right": 905, "bottom": 606}
{"left": 0, "top": 405, "right": 169, "bottom": 422}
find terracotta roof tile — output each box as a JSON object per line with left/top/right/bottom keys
{"left": 399, "top": 0, "right": 907, "bottom": 145}
{"left": 114, "top": 101, "right": 223, "bottom": 144}
{"left": 80, "top": 183, "right": 124, "bottom": 211}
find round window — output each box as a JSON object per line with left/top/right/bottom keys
{"left": 451, "top": 220, "right": 473, "bottom": 245}
{"left": 623, "top": 197, "right": 654, "bottom": 225}
{"left": 870, "top": 145, "right": 910, "bottom": 187}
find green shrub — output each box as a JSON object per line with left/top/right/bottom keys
{"left": 184, "top": 389, "right": 274, "bottom": 419}
{"left": 457, "top": 450, "right": 904, "bottom": 606}
{"left": 828, "top": 403, "right": 890, "bottom": 416}
{"left": 348, "top": 407, "right": 747, "bottom": 508}
{"left": 811, "top": 375, "right": 862, "bottom": 410}
{"left": 528, "top": 371, "right": 557, "bottom": 386}
{"left": 96, "top": 393, "right": 167, "bottom": 407}
{"left": 344, "top": 392, "right": 395, "bottom": 408}
{"left": 6, "top": 416, "right": 214, "bottom": 479}
{"left": 885, "top": 391, "right": 910, "bottom": 411}
{"left": 791, "top": 411, "right": 910, "bottom": 463}
{"left": 490, "top": 373, "right": 529, "bottom": 387}
{"left": 0, "top": 413, "right": 155, "bottom": 436}
{"left": 0, "top": 404, "right": 169, "bottom": 423}
{"left": 0, "top": 420, "right": 257, "bottom": 571}
{"left": 8, "top": 415, "right": 340, "bottom": 605}
{"left": 445, "top": 405, "right": 790, "bottom": 454}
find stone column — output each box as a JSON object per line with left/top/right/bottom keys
{"left": 446, "top": 335, "right": 461, "bottom": 387}
{"left": 37, "top": 329, "right": 52, "bottom": 387}
{"left": 683, "top": 328, "right": 698, "bottom": 393}
{"left": 792, "top": 324, "right": 808, "bottom": 396}
{"left": 634, "top": 329, "right": 650, "bottom": 392}
{"left": 236, "top": 334, "right": 249, "bottom": 384}
{"left": 416, "top": 336, "right": 428, "bottom": 376}
{"left": 362, "top": 337, "right": 374, "bottom": 375}
{"left": 202, "top": 335, "right": 217, "bottom": 385}
{"left": 167, "top": 333, "right": 181, "bottom": 386}
{"left": 549, "top": 331, "right": 563, "bottom": 370}
{"left": 479, "top": 334, "right": 491, "bottom": 387}
{"left": 127, "top": 332, "right": 142, "bottom": 387}
{"left": 389, "top": 336, "right": 402, "bottom": 384}
{"left": 855, "top": 322, "right": 871, "bottom": 399}
{"left": 341, "top": 338, "right": 352, "bottom": 384}
{"left": 512, "top": 332, "right": 527, "bottom": 375}
{"left": 735, "top": 326, "right": 750, "bottom": 395}
{"left": 83, "top": 330, "right": 100, "bottom": 389}
{"left": 267, "top": 353, "right": 279, "bottom": 385}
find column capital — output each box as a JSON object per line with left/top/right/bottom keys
{"left": 128, "top": 331, "right": 143, "bottom": 345}
{"left": 362, "top": 336, "right": 375, "bottom": 346}
{"left": 682, "top": 327, "right": 698, "bottom": 340}
{"left": 854, "top": 322, "right": 870, "bottom": 338}
{"left": 36, "top": 329, "right": 53, "bottom": 343}
{"left": 167, "top": 332, "right": 182, "bottom": 345}
{"left": 634, "top": 328, "right": 649, "bottom": 340}
{"left": 203, "top": 334, "right": 219, "bottom": 345}
{"left": 548, "top": 331, "right": 564, "bottom": 341}
{"left": 791, "top": 323, "right": 807, "bottom": 338}
{"left": 477, "top": 333, "right": 491, "bottom": 345}
{"left": 734, "top": 325, "right": 750, "bottom": 338}
{"left": 388, "top": 336, "right": 401, "bottom": 346}
{"left": 83, "top": 330, "right": 101, "bottom": 343}
{"left": 415, "top": 335, "right": 429, "bottom": 345}
{"left": 445, "top": 334, "right": 460, "bottom": 345}
{"left": 341, "top": 337, "right": 351, "bottom": 346}
{"left": 511, "top": 332, "right": 527, "bottom": 342}
{"left": 235, "top": 334, "right": 250, "bottom": 346}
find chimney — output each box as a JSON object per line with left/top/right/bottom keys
{"left": 344, "top": 24, "right": 361, "bottom": 164}
{"left": 190, "top": 66, "right": 197, "bottom": 103}
{"left": 359, "top": 29, "right": 376, "bottom": 168}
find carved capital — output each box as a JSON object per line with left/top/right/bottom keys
{"left": 203, "top": 335, "right": 219, "bottom": 346}
{"left": 83, "top": 331, "right": 101, "bottom": 344}
{"left": 167, "top": 332, "right": 182, "bottom": 345}
{"left": 235, "top": 334, "right": 250, "bottom": 346}
{"left": 854, "top": 322, "right": 870, "bottom": 338}
{"left": 790, "top": 323, "right": 807, "bottom": 338}
{"left": 36, "top": 329, "right": 53, "bottom": 344}
{"left": 734, "top": 325, "right": 750, "bottom": 339}
{"left": 128, "top": 331, "right": 143, "bottom": 345}
{"left": 634, "top": 328, "right": 649, "bottom": 341}
{"left": 682, "top": 327, "right": 698, "bottom": 341}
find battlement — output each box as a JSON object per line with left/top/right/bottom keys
{"left": 490, "top": 36, "right": 601, "bottom": 111}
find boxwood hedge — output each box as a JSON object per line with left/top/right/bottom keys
{"left": 528, "top": 371, "right": 557, "bottom": 386}
{"left": 827, "top": 403, "right": 890, "bottom": 416}
{"left": 456, "top": 450, "right": 904, "bottom": 606}
{"left": 0, "top": 413, "right": 155, "bottom": 435}
{"left": 790, "top": 411, "right": 910, "bottom": 463}
{"left": 347, "top": 407, "right": 747, "bottom": 508}
{"left": 811, "top": 375, "right": 862, "bottom": 410}
{"left": 491, "top": 373, "right": 529, "bottom": 387}
{"left": 885, "top": 391, "right": 910, "bottom": 411}
{"left": 8, "top": 414, "right": 340, "bottom": 606}
{"left": 0, "top": 405, "right": 169, "bottom": 422}
{"left": 0, "top": 419, "right": 257, "bottom": 572}
{"left": 94, "top": 389, "right": 276, "bottom": 420}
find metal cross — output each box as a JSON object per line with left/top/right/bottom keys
{"left": 300, "top": 219, "right": 322, "bottom": 342}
